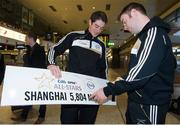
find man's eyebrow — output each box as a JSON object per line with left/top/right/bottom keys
{"left": 95, "top": 24, "right": 100, "bottom": 27}
{"left": 95, "top": 24, "right": 104, "bottom": 29}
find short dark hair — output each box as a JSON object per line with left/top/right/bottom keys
{"left": 90, "top": 11, "right": 108, "bottom": 24}
{"left": 118, "top": 2, "right": 147, "bottom": 21}
{"left": 27, "top": 32, "right": 37, "bottom": 42}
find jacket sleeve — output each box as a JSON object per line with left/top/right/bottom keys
{"left": 47, "top": 33, "right": 75, "bottom": 65}
{"left": 104, "top": 27, "right": 167, "bottom": 96}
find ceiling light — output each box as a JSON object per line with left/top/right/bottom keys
{"left": 63, "top": 20, "right": 68, "bottom": 24}
{"left": 106, "top": 4, "right": 111, "bottom": 11}
{"left": 77, "top": 5, "right": 83, "bottom": 11}
{"left": 92, "top": 6, "right": 95, "bottom": 9}
{"left": 49, "top": 5, "right": 57, "bottom": 12}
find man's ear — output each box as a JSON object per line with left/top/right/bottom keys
{"left": 89, "top": 19, "right": 92, "bottom": 26}
{"left": 130, "top": 9, "right": 137, "bottom": 17}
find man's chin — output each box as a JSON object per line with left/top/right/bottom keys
{"left": 94, "top": 34, "right": 99, "bottom": 37}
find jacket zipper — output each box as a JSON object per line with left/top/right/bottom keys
{"left": 90, "top": 40, "right": 92, "bottom": 48}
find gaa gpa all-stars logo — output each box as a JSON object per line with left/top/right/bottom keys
{"left": 87, "top": 81, "right": 95, "bottom": 90}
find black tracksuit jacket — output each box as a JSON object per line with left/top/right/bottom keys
{"left": 47, "top": 30, "right": 107, "bottom": 79}
{"left": 29, "top": 43, "right": 46, "bottom": 69}
{"left": 104, "top": 17, "right": 177, "bottom": 105}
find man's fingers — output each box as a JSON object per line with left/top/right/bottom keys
{"left": 89, "top": 93, "right": 96, "bottom": 100}
{"left": 48, "top": 65, "right": 61, "bottom": 79}
{"left": 89, "top": 93, "right": 99, "bottom": 102}
{"left": 54, "top": 66, "right": 61, "bottom": 78}
{"left": 89, "top": 88, "right": 107, "bottom": 104}
{"left": 51, "top": 67, "right": 59, "bottom": 78}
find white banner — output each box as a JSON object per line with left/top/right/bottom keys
{"left": 1, "top": 66, "right": 116, "bottom": 106}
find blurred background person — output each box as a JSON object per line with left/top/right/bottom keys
{"left": 11, "top": 32, "right": 47, "bottom": 124}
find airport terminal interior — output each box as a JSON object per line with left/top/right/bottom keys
{"left": 0, "top": 0, "right": 180, "bottom": 124}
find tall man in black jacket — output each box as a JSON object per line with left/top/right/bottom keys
{"left": 11, "top": 32, "right": 46, "bottom": 124}
{"left": 47, "top": 11, "right": 108, "bottom": 124}
{"left": 91, "top": 2, "right": 177, "bottom": 124}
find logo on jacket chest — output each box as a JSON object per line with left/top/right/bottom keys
{"left": 72, "top": 39, "right": 102, "bottom": 55}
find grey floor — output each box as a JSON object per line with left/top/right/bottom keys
{"left": 0, "top": 68, "right": 180, "bottom": 124}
